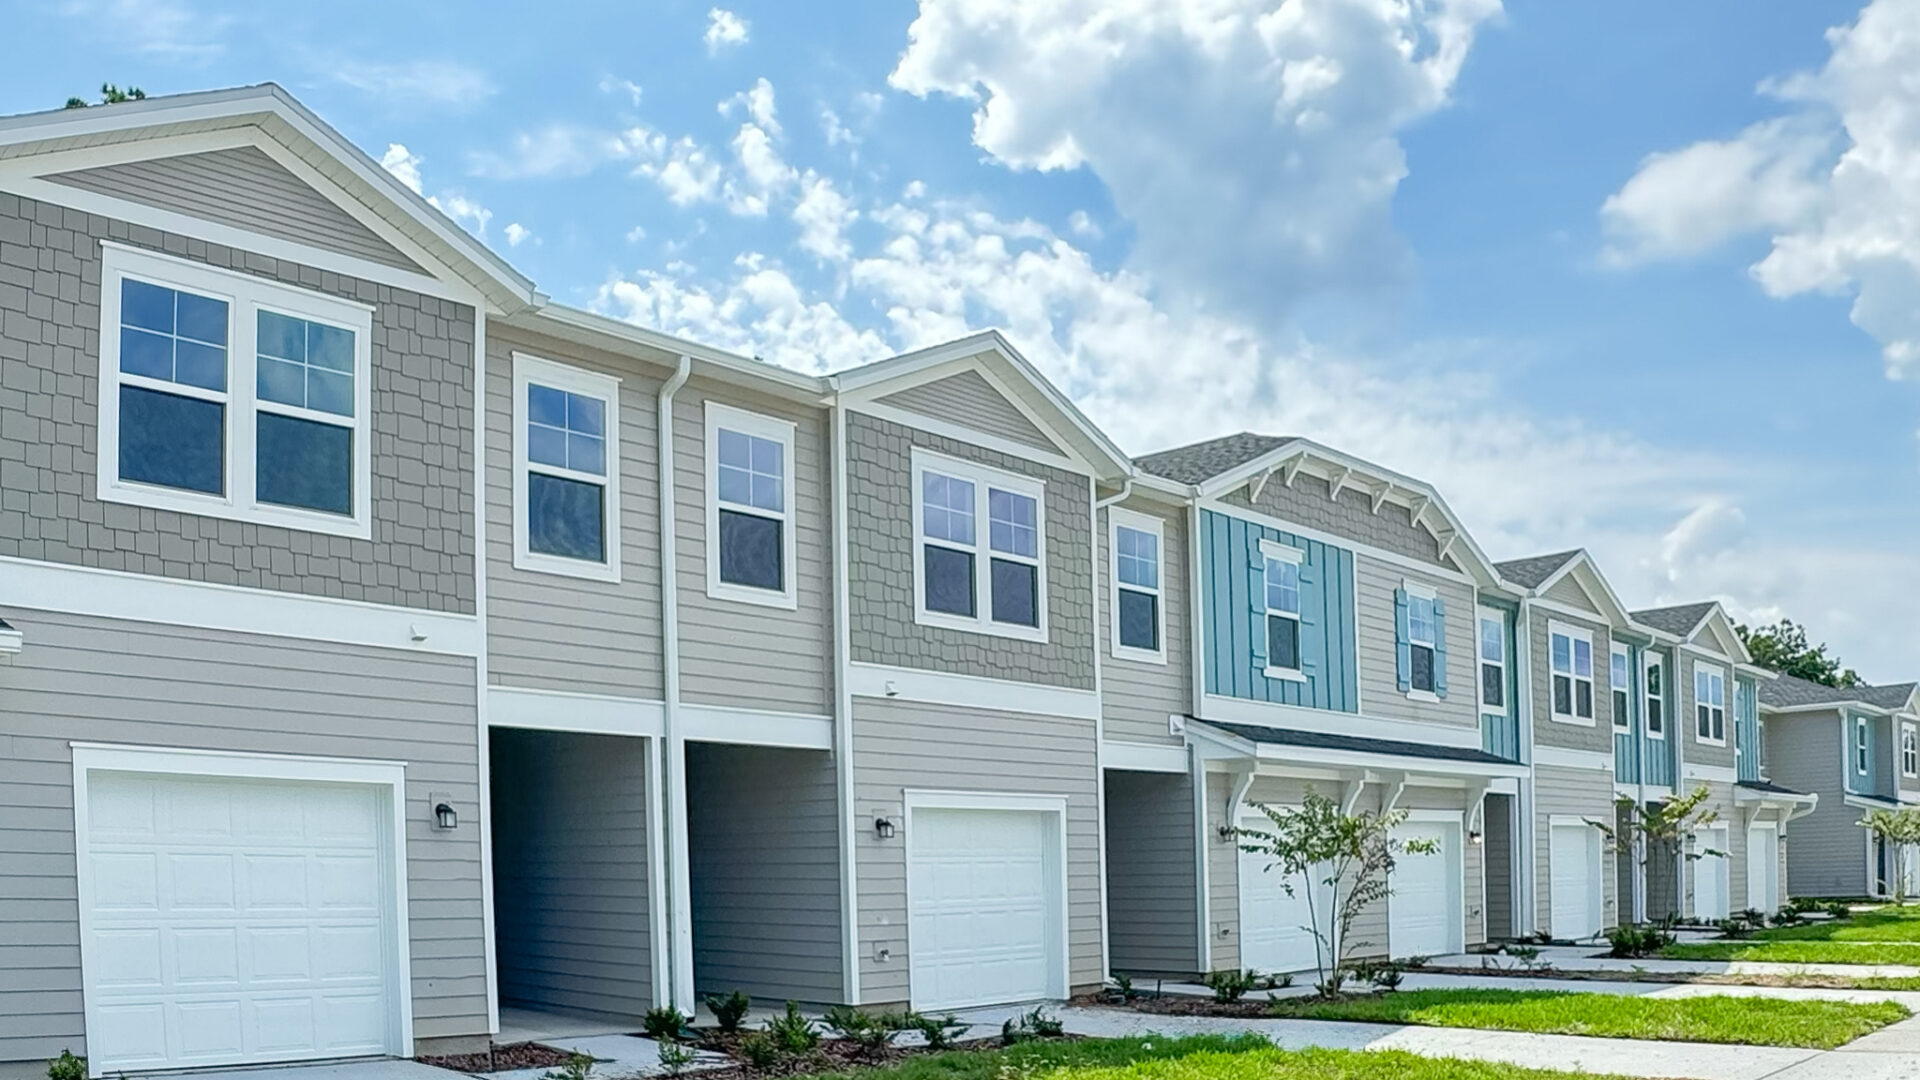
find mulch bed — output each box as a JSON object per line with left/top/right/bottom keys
{"left": 417, "top": 1041, "right": 579, "bottom": 1073}
{"left": 1077, "top": 994, "right": 1275, "bottom": 1019}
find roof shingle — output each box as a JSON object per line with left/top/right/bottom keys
{"left": 1632, "top": 602, "right": 1719, "bottom": 638}
{"left": 1759, "top": 672, "right": 1917, "bottom": 712}
{"left": 1133, "top": 433, "right": 1298, "bottom": 485}
{"left": 1197, "top": 720, "right": 1518, "bottom": 767}
{"left": 1493, "top": 550, "right": 1581, "bottom": 589}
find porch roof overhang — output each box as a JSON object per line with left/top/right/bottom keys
{"left": 1736, "top": 779, "right": 1819, "bottom": 824}
{"left": 1185, "top": 719, "right": 1530, "bottom": 781}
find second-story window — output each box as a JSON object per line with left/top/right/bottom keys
{"left": 1263, "top": 542, "right": 1303, "bottom": 675}
{"left": 1857, "top": 716, "right": 1872, "bottom": 775}
{"left": 1904, "top": 723, "right": 1917, "bottom": 778}
{"left": 1407, "top": 591, "right": 1438, "bottom": 693}
{"left": 913, "top": 451, "right": 1046, "bottom": 640}
{"left": 1645, "top": 656, "right": 1666, "bottom": 738}
{"left": 1111, "top": 509, "right": 1164, "bottom": 661}
{"left": 513, "top": 353, "right": 620, "bottom": 582}
{"left": 706, "top": 402, "right": 796, "bottom": 607}
{"left": 1611, "top": 644, "right": 1631, "bottom": 730}
{"left": 1477, "top": 609, "right": 1505, "bottom": 712}
{"left": 1549, "top": 624, "right": 1594, "bottom": 722}
{"left": 1694, "top": 665, "right": 1726, "bottom": 744}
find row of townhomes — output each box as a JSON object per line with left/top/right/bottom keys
{"left": 0, "top": 84, "right": 1911, "bottom": 1079}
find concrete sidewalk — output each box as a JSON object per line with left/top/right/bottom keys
{"left": 946, "top": 1003, "right": 1920, "bottom": 1080}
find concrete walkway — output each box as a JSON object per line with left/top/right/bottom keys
{"left": 943, "top": 1002, "right": 1920, "bottom": 1080}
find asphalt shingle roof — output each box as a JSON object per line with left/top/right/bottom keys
{"left": 1493, "top": 550, "right": 1581, "bottom": 589}
{"left": 1133, "top": 433, "right": 1299, "bottom": 485}
{"left": 1736, "top": 779, "right": 1808, "bottom": 797}
{"left": 1759, "top": 672, "right": 1917, "bottom": 712}
{"left": 1198, "top": 721, "right": 1518, "bottom": 766}
{"left": 1631, "top": 602, "right": 1719, "bottom": 638}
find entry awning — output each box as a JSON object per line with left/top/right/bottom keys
{"left": 1186, "top": 719, "right": 1530, "bottom": 780}
{"left": 1737, "top": 778, "right": 1819, "bottom": 824}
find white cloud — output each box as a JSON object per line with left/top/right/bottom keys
{"left": 821, "top": 107, "right": 856, "bottom": 147}
{"left": 888, "top": 0, "right": 1504, "bottom": 315}
{"left": 504, "top": 222, "right": 534, "bottom": 247}
{"left": 328, "top": 58, "right": 496, "bottom": 106}
{"left": 639, "top": 135, "right": 725, "bottom": 206}
{"left": 626, "top": 224, "right": 648, "bottom": 244}
{"left": 468, "top": 125, "right": 654, "bottom": 180}
{"left": 1067, "top": 210, "right": 1101, "bottom": 239}
{"left": 60, "top": 0, "right": 228, "bottom": 61}
{"left": 380, "top": 143, "right": 492, "bottom": 237}
{"left": 793, "top": 173, "right": 858, "bottom": 260}
{"left": 705, "top": 7, "right": 751, "bottom": 53}
{"left": 599, "top": 75, "right": 645, "bottom": 108}
{"left": 721, "top": 77, "right": 781, "bottom": 135}
{"left": 1602, "top": 0, "right": 1920, "bottom": 380}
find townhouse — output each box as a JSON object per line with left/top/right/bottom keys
{"left": 1763, "top": 677, "right": 1920, "bottom": 898}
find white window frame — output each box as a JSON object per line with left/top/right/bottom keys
{"left": 1109, "top": 506, "right": 1166, "bottom": 664}
{"left": 910, "top": 448, "right": 1048, "bottom": 643}
{"left": 97, "top": 241, "right": 374, "bottom": 539}
{"left": 1694, "top": 663, "right": 1727, "bottom": 747}
{"left": 704, "top": 401, "right": 798, "bottom": 609}
{"left": 1547, "top": 620, "right": 1596, "bottom": 726}
{"left": 1903, "top": 721, "right": 1917, "bottom": 779}
{"left": 1261, "top": 538, "right": 1307, "bottom": 682}
{"left": 1610, "top": 642, "right": 1632, "bottom": 731}
{"left": 512, "top": 352, "right": 622, "bottom": 583}
{"left": 1859, "top": 716, "right": 1873, "bottom": 776}
{"left": 1644, "top": 653, "right": 1666, "bottom": 740}
{"left": 1476, "top": 605, "right": 1506, "bottom": 718}
{"left": 1403, "top": 579, "right": 1439, "bottom": 703}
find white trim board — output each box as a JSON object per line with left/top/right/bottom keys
{"left": 681, "top": 703, "right": 833, "bottom": 751}
{"left": 1101, "top": 740, "right": 1188, "bottom": 773}
{"left": 847, "top": 662, "right": 1101, "bottom": 720}
{"left": 1533, "top": 745, "right": 1616, "bottom": 773}
{"left": 1, "top": 554, "right": 481, "bottom": 656}
{"left": 486, "top": 685, "right": 665, "bottom": 737}
{"left": 1196, "top": 693, "right": 1483, "bottom": 749}
{"left": 69, "top": 743, "right": 415, "bottom": 1076}
{"left": 1682, "top": 763, "right": 1738, "bottom": 786}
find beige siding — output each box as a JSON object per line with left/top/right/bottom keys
{"left": 686, "top": 743, "right": 843, "bottom": 1002}
{"left": 1204, "top": 770, "right": 1239, "bottom": 972}
{"left": 484, "top": 324, "right": 666, "bottom": 699}
{"left": 674, "top": 381, "right": 835, "bottom": 716}
{"left": 1098, "top": 498, "right": 1190, "bottom": 746}
{"left": 1682, "top": 781, "right": 1740, "bottom": 917}
{"left": 47, "top": 146, "right": 423, "bottom": 271}
{"left": 0, "top": 610, "right": 485, "bottom": 1063}
{"left": 1104, "top": 770, "right": 1200, "bottom": 977}
{"left": 1354, "top": 557, "right": 1478, "bottom": 731}
{"left": 1771, "top": 712, "right": 1869, "bottom": 897}
{"left": 1678, "top": 654, "right": 1735, "bottom": 771}
{"left": 875, "top": 370, "right": 1060, "bottom": 454}
{"left": 1534, "top": 763, "right": 1620, "bottom": 932}
{"left": 852, "top": 697, "right": 1102, "bottom": 1003}
{"left": 1542, "top": 575, "right": 1602, "bottom": 615}
{"left": 1530, "top": 609, "right": 1614, "bottom": 751}
{"left": 491, "top": 729, "right": 652, "bottom": 1018}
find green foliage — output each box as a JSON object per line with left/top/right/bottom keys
{"left": 656, "top": 1038, "right": 697, "bottom": 1078}
{"left": 1605, "top": 923, "right": 1676, "bottom": 958}
{"left": 1345, "top": 959, "right": 1404, "bottom": 991}
{"left": 1480, "top": 945, "right": 1552, "bottom": 973}
{"left": 905, "top": 1012, "right": 970, "bottom": 1050}
{"left": 737, "top": 1032, "right": 783, "bottom": 1069}
{"left": 1737, "top": 619, "right": 1862, "bottom": 688}
{"left": 1201, "top": 968, "right": 1260, "bottom": 1003}
{"left": 65, "top": 84, "right": 147, "bottom": 109}
{"left": 767, "top": 1000, "right": 822, "bottom": 1054}
{"left": 999, "top": 1007, "right": 1065, "bottom": 1045}
{"left": 1235, "top": 788, "right": 1439, "bottom": 997}
{"left": 1714, "top": 918, "right": 1753, "bottom": 940}
{"left": 541, "top": 1051, "right": 594, "bottom": 1080}
{"left": 704, "top": 990, "right": 752, "bottom": 1033}
{"left": 1860, "top": 810, "right": 1920, "bottom": 903}
{"left": 46, "top": 1050, "right": 86, "bottom": 1080}
{"left": 642, "top": 1005, "right": 690, "bottom": 1041}
{"left": 824, "top": 1005, "right": 913, "bottom": 1054}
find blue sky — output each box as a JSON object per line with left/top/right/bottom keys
{"left": 11, "top": 0, "right": 1920, "bottom": 678}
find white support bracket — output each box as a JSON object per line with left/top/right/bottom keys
{"left": 1379, "top": 771, "right": 1409, "bottom": 815}
{"left": 1464, "top": 779, "right": 1492, "bottom": 835}
{"left": 1222, "top": 767, "right": 1257, "bottom": 839}
{"left": 1371, "top": 481, "right": 1395, "bottom": 514}
{"left": 1281, "top": 457, "right": 1304, "bottom": 489}
{"left": 1407, "top": 494, "right": 1431, "bottom": 527}
{"left": 1438, "top": 530, "right": 1460, "bottom": 563}
{"left": 1342, "top": 771, "right": 1379, "bottom": 814}
{"left": 1248, "top": 466, "right": 1277, "bottom": 504}
{"left": 1327, "top": 466, "right": 1354, "bottom": 503}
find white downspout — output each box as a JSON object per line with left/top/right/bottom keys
{"left": 1516, "top": 597, "right": 1538, "bottom": 937}
{"left": 1089, "top": 479, "right": 1128, "bottom": 983}
{"left": 829, "top": 391, "right": 861, "bottom": 1006}
{"left": 657, "top": 355, "right": 694, "bottom": 1013}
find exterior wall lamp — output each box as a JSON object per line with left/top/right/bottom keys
{"left": 874, "top": 816, "right": 896, "bottom": 840}
{"left": 431, "top": 794, "right": 457, "bottom": 831}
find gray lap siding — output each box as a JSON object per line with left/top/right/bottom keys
{"left": 1097, "top": 499, "right": 1190, "bottom": 746}
{"left": 1103, "top": 770, "right": 1200, "bottom": 976}
{"left": 0, "top": 609, "right": 486, "bottom": 1064}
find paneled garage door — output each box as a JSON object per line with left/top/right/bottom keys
{"left": 80, "top": 771, "right": 402, "bottom": 1074}
{"left": 906, "top": 806, "right": 1063, "bottom": 1010}
{"left": 1388, "top": 820, "right": 1462, "bottom": 958}
{"left": 1550, "top": 822, "right": 1601, "bottom": 941}
{"left": 1238, "top": 815, "right": 1332, "bottom": 974}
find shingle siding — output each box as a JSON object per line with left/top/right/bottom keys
{"left": 1217, "top": 472, "right": 1452, "bottom": 569}
{"left": 0, "top": 191, "right": 475, "bottom": 613}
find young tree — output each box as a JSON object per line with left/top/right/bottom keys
{"left": 1737, "top": 619, "right": 1862, "bottom": 688}
{"left": 1591, "top": 785, "right": 1722, "bottom": 923}
{"left": 64, "top": 84, "right": 146, "bottom": 110}
{"left": 1235, "top": 788, "right": 1438, "bottom": 997}
{"left": 1860, "top": 808, "right": 1920, "bottom": 903}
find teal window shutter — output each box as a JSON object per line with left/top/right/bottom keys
{"left": 1431, "top": 596, "right": 1449, "bottom": 699}
{"left": 1249, "top": 550, "right": 1268, "bottom": 667}
{"left": 1298, "top": 560, "right": 1321, "bottom": 677}
{"left": 1394, "top": 587, "right": 1412, "bottom": 692}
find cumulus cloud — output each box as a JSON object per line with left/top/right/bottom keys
{"left": 504, "top": 222, "right": 534, "bottom": 247}
{"left": 705, "top": 7, "right": 750, "bottom": 53}
{"left": 887, "top": 0, "right": 1503, "bottom": 315}
{"left": 467, "top": 125, "right": 653, "bottom": 180}
{"left": 380, "top": 143, "right": 492, "bottom": 237}
{"left": 1602, "top": 0, "right": 1920, "bottom": 380}
{"left": 328, "top": 58, "right": 496, "bottom": 106}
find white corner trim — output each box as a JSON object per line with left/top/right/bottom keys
{"left": 848, "top": 662, "right": 1101, "bottom": 720}
{"left": 486, "top": 685, "right": 665, "bottom": 737}
{"left": 1533, "top": 744, "right": 1616, "bottom": 773}
{"left": 1, "top": 555, "right": 480, "bottom": 656}
{"left": 703, "top": 400, "right": 800, "bottom": 610}
{"left": 678, "top": 702, "right": 833, "bottom": 751}
{"left": 1101, "top": 740, "right": 1189, "bottom": 773}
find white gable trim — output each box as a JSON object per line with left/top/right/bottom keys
{"left": 1529, "top": 552, "right": 1633, "bottom": 626}
{"left": 849, "top": 400, "right": 1084, "bottom": 474}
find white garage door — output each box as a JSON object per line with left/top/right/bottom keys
{"left": 1746, "top": 825, "right": 1779, "bottom": 914}
{"left": 1695, "top": 825, "right": 1730, "bottom": 920}
{"left": 1389, "top": 821, "right": 1461, "bottom": 958}
{"left": 906, "top": 807, "right": 1062, "bottom": 1011}
{"left": 81, "top": 772, "right": 401, "bottom": 1074}
{"left": 1550, "top": 823, "right": 1600, "bottom": 941}
{"left": 1238, "top": 818, "right": 1332, "bottom": 974}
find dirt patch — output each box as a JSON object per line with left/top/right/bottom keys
{"left": 1083, "top": 994, "right": 1276, "bottom": 1019}
{"left": 417, "top": 1041, "right": 579, "bottom": 1073}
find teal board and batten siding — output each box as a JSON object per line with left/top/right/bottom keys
{"left": 1614, "top": 640, "right": 1641, "bottom": 784}
{"left": 1735, "top": 676, "right": 1762, "bottom": 784}
{"left": 1199, "top": 510, "right": 1358, "bottom": 711}
{"left": 1643, "top": 645, "right": 1677, "bottom": 788}
{"left": 1481, "top": 602, "right": 1522, "bottom": 762}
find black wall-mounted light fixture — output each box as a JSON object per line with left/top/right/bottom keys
{"left": 1468, "top": 829, "right": 1484, "bottom": 846}
{"left": 874, "top": 816, "right": 896, "bottom": 840}
{"left": 431, "top": 793, "right": 457, "bottom": 831}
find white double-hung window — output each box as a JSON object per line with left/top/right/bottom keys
{"left": 1262, "top": 540, "right": 1304, "bottom": 679}
{"left": 1903, "top": 722, "right": 1917, "bottom": 779}
{"left": 513, "top": 353, "right": 621, "bottom": 581}
{"left": 912, "top": 450, "right": 1046, "bottom": 640}
{"left": 1549, "top": 622, "right": 1594, "bottom": 723}
{"left": 1644, "top": 655, "right": 1666, "bottom": 739}
{"left": 1694, "top": 664, "right": 1726, "bottom": 744}
{"left": 98, "top": 242, "right": 373, "bottom": 538}
{"left": 1110, "top": 508, "right": 1165, "bottom": 662}
{"left": 706, "top": 402, "right": 797, "bottom": 607}
{"left": 1477, "top": 608, "right": 1506, "bottom": 714}
{"left": 1611, "top": 643, "right": 1631, "bottom": 730}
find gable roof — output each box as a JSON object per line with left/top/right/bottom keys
{"left": 1494, "top": 551, "right": 1581, "bottom": 589}
{"left": 1632, "top": 602, "right": 1719, "bottom": 638}
{"left": 1135, "top": 433, "right": 1300, "bottom": 484}
{"left": 1760, "top": 672, "right": 1919, "bottom": 713}
{"left": 0, "top": 84, "right": 539, "bottom": 312}
{"left": 1495, "top": 547, "right": 1633, "bottom": 625}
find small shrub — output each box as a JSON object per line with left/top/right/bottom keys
{"left": 999, "top": 1007, "right": 1064, "bottom": 1045}
{"left": 47, "top": 1051, "right": 86, "bottom": 1080}
{"left": 656, "top": 1038, "right": 697, "bottom": 1078}
{"left": 1774, "top": 906, "right": 1809, "bottom": 927}
{"left": 1112, "top": 973, "right": 1136, "bottom": 1000}
{"left": 1269, "top": 971, "right": 1294, "bottom": 989}
{"left": 1739, "top": 907, "right": 1770, "bottom": 928}
{"left": 1314, "top": 968, "right": 1349, "bottom": 999}
{"left": 1372, "top": 963, "right": 1404, "bottom": 991}
{"left": 705, "top": 990, "right": 752, "bottom": 1033}
{"left": 1344, "top": 959, "right": 1382, "bottom": 985}
{"left": 1203, "top": 968, "right": 1260, "bottom": 1003}
{"left": 1825, "top": 901, "right": 1855, "bottom": 920}
{"left": 642, "top": 1005, "right": 689, "bottom": 1041}
{"left": 766, "top": 1001, "right": 821, "bottom": 1054}
{"left": 737, "top": 1032, "right": 782, "bottom": 1069}
{"left": 1714, "top": 917, "right": 1753, "bottom": 940}
{"left": 542, "top": 1051, "right": 593, "bottom": 1080}
{"left": 906, "top": 1011, "right": 970, "bottom": 1049}
{"left": 1605, "top": 923, "right": 1675, "bottom": 958}
{"left": 1400, "top": 954, "right": 1433, "bottom": 970}
{"left": 823, "top": 1005, "right": 909, "bottom": 1055}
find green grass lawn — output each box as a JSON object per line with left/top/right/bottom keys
{"left": 817, "top": 1037, "right": 1638, "bottom": 1080}
{"left": 1265, "top": 988, "right": 1908, "bottom": 1048}
{"left": 1658, "top": 904, "right": 1920, "bottom": 964}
